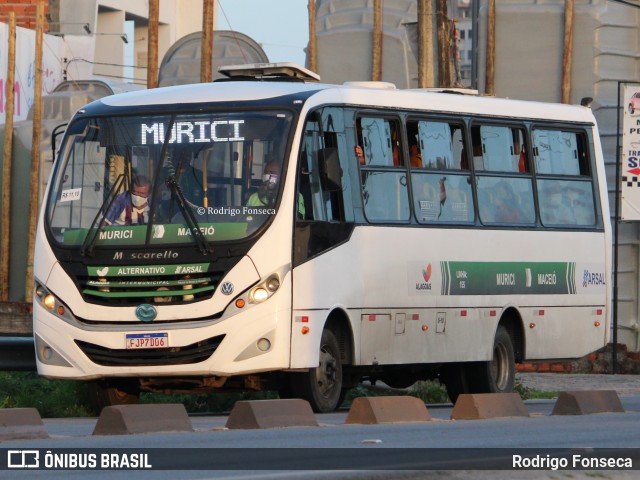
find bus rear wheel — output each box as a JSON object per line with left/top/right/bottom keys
{"left": 291, "top": 329, "right": 343, "bottom": 413}
{"left": 470, "top": 325, "right": 515, "bottom": 394}
{"left": 439, "top": 363, "right": 471, "bottom": 404}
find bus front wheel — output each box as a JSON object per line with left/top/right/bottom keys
{"left": 87, "top": 380, "right": 140, "bottom": 413}
{"left": 470, "top": 325, "right": 515, "bottom": 394}
{"left": 291, "top": 329, "right": 343, "bottom": 413}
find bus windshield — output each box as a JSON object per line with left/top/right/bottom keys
{"left": 47, "top": 110, "right": 293, "bottom": 250}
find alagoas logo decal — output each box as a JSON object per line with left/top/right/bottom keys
{"left": 422, "top": 264, "right": 432, "bottom": 283}
{"left": 416, "top": 263, "right": 432, "bottom": 291}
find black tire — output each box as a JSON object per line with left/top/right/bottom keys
{"left": 87, "top": 380, "right": 140, "bottom": 413}
{"left": 381, "top": 369, "right": 417, "bottom": 389}
{"left": 439, "top": 363, "right": 472, "bottom": 404}
{"left": 291, "top": 329, "right": 343, "bottom": 413}
{"left": 469, "top": 325, "right": 515, "bottom": 394}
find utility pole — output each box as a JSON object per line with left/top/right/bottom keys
{"left": 372, "top": 0, "right": 383, "bottom": 81}
{"left": 436, "top": 0, "right": 451, "bottom": 87}
{"left": 147, "top": 0, "right": 159, "bottom": 89}
{"left": 561, "top": 0, "right": 575, "bottom": 104}
{"left": 1, "top": 13, "right": 16, "bottom": 301}
{"left": 201, "top": 0, "right": 215, "bottom": 83}
{"left": 26, "top": 0, "right": 44, "bottom": 302}
{"left": 308, "top": 0, "right": 317, "bottom": 72}
{"left": 418, "top": 0, "right": 435, "bottom": 88}
{"left": 485, "top": 0, "right": 496, "bottom": 95}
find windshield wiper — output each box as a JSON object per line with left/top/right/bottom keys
{"left": 80, "top": 174, "right": 126, "bottom": 257}
{"left": 164, "top": 164, "right": 211, "bottom": 255}
{"left": 150, "top": 116, "right": 211, "bottom": 255}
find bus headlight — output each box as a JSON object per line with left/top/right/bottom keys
{"left": 249, "top": 274, "right": 281, "bottom": 304}
{"left": 226, "top": 268, "right": 289, "bottom": 313}
{"left": 233, "top": 273, "right": 283, "bottom": 307}
{"left": 43, "top": 294, "right": 57, "bottom": 311}
{"left": 266, "top": 276, "right": 280, "bottom": 292}
{"left": 251, "top": 287, "right": 269, "bottom": 303}
{"left": 34, "top": 281, "right": 75, "bottom": 322}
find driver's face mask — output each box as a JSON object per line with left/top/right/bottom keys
{"left": 262, "top": 173, "right": 279, "bottom": 187}
{"left": 131, "top": 194, "right": 147, "bottom": 208}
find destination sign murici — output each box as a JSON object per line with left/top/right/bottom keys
{"left": 141, "top": 120, "right": 245, "bottom": 145}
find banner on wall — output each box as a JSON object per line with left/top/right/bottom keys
{"left": 621, "top": 84, "right": 640, "bottom": 220}
{"left": 0, "top": 23, "right": 65, "bottom": 125}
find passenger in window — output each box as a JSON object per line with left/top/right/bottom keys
{"left": 355, "top": 121, "right": 366, "bottom": 165}
{"left": 566, "top": 185, "right": 595, "bottom": 225}
{"left": 542, "top": 183, "right": 574, "bottom": 225}
{"left": 391, "top": 128, "right": 401, "bottom": 166}
{"left": 493, "top": 181, "right": 525, "bottom": 223}
{"left": 409, "top": 137, "right": 422, "bottom": 168}
{"left": 515, "top": 139, "right": 528, "bottom": 173}
{"left": 355, "top": 145, "right": 365, "bottom": 165}
{"left": 478, "top": 190, "right": 495, "bottom": 222}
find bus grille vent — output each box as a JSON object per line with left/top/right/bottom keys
{"left": 78, "top": 270, "right": 223, "bottom": 306}
{"left": 75, "top": 335, "right": 225, "bottom": 367}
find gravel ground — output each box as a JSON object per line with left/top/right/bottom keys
{"left": 516, "top": 373, "right": 640, "bottom": 397}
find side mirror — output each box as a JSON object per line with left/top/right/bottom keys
{"left": 318, "top": 147, "right": 342, "bottom": 192}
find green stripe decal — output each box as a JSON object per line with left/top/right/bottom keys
{"left": 440, "top": 261, "right": 575, "bottom": 295}
{"left": 85, "top": 277, "right": 212, "bottom": 288}
{"left": 87, "top": 264, "right": 210, "bottom": 277}
{"left": 83, "top": 285, "right": 216, "bottom": 298}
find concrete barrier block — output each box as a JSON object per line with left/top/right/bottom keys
{"left": 345, "top": 396, "right": 431, "bottom": 424}
{"left": 93, "top": 404, "right": 194, "bottom": 435}
{"left": 551, "top": 390, "right": 624, "bottom": 415}
{"left": 0, "top": 408, "right": 48, "bottom": 440}
{"left": 451, "top": 393, "right": 529, "bottom": 420}
{"left": 225, "top": 399, "right": 319, "bottom": 429}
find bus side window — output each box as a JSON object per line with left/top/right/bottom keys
{"left": 297, "top": 119, "right": 351, "bottom": 223}
{"left": 358, "top": 116, "right": 410, "bottom": 222}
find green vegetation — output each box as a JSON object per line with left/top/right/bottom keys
{"left": 514, "top": 379, "right": 559, "bottom": 400}
{"left": 0, "top": 372, "right": 93, "bottom": 418}
{"left": 343, "top": 380, "right": 450, "bottom": 406}
{"left": 0, "top": 372, "right": 558, "bottom": 417}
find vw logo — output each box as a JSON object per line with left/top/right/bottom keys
{"left": 135, "top": 304, "right": 158, "bottom": 322}
{"left": 220, "top": 282, "right": 234, "bottom": 295}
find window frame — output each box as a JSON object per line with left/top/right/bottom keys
{"left": 356, "top": 113, "right": 411, "bottom": 224}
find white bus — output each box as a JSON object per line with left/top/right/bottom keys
{"left": 34, "top": 64, "right": 611, "bottom": 412}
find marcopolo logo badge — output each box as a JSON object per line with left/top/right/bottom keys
{"left": 135, "top": 304, "right": 158, "bottom": 322}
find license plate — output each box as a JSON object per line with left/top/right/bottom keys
{"left": 125, "top": 333, "right": 169, "bottom": 350}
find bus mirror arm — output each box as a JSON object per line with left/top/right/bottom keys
{"left": 164, "top": 174, "right": 212, "bottom": 255}
{"left": 51, "top": 123, "right": 68, "bottom": 164}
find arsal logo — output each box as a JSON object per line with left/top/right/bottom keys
{"left": 422, "top": 264, "right": 432, "bottom": 283}
{"left": 583, "top": 270, "right": 606, "bottom": 288}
